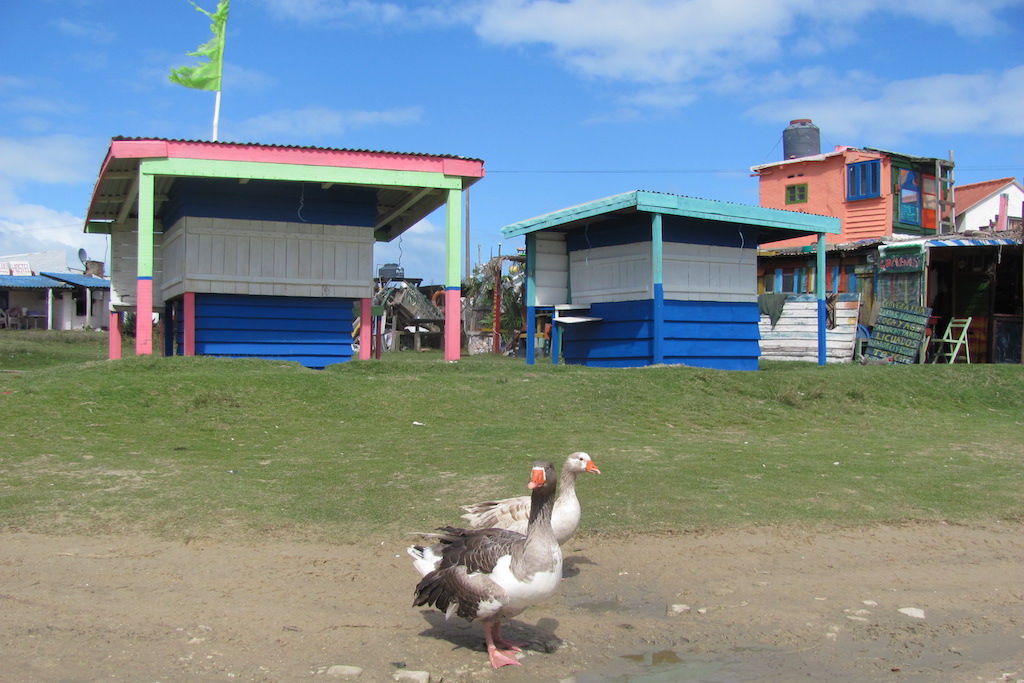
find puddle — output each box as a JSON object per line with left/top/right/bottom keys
{"left": 573, "top": 647, "right": 785, "bottom": 682}
{"left": 621, "top": 649, "right": 684, "bottom": 666}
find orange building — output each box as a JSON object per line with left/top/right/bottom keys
{"left": 751, "top": 123, "right": 954, "bottom": 249}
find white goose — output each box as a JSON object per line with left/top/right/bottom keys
{"left": 459, "top": 451, "right": 600, "bottom": 545}
{"left": 409, "top": 460, "right": 562, "bottom": 669}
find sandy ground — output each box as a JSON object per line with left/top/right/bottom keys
{"left": 1, "top": 523, "right": 1022, "bottom": 683}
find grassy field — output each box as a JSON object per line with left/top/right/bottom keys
{"left": 1, "top": 330, "right": 1022, "bottom": 543}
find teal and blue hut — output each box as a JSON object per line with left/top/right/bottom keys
{"left": 502, "top": 191, "right": 839, "bottom": 370}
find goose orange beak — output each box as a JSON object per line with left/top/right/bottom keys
{"left": 527, "top": 466, "right": 546, "bottom": 489}
{"left": 585, "top": 460, "right": 601, "bottom": 474}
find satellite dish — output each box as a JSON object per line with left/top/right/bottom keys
{"left": 78, "top": 248, "right": 88, "bottom": 264}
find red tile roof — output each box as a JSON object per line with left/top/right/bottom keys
{"left": 955, "top": 177, "right": 1018, "bottom": 216}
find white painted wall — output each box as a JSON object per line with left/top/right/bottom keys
{"left": 663, "top": 242, "right": 757, "bottom": 303}
{"left": 159, "top": 217, "right": 374, "bottom": 300}
{"left": 569, "top": 241, "right": 652, "bottom": 304}
{"left": 533, "top": 232, "right": 569, "bottom": 306}
{"left": 956, "top": 184, "right": 1024, "bottom": 231}
{"left": 109, "top": 219, "right": 163, "bottom": 310}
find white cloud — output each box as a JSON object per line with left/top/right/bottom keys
{"left": 374, "top": 218, "right": 448, "bottom": 285}
{"left": 816, "top": 0, "right": 1022, "bottom": 38}
{"left": 232, "top": 105, "right": 423, "bottom": 144}
{"left": 0, "top": 135, "right": 96, "bottom": 185}
{"left": 469, "top": 0, "right": 1022, "bottom": 90}
{"left": 0, "top": 135, "right": 105, "bottom": 266}
{"left": 747, "top": 65, "right": 1024, "bottom": 146}
{"left": 54, "top": 17, "right": 116, "bottom": 44}
{"left": 263, "top": 0, "right": 406, "bottom": 25}
{"left": 474, "top": 0, "right": 795, "bottom": 85}
{"left": 0, "top": 179, "right": 107, "bottom": 266}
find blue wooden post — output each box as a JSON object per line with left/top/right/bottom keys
{"left": 551, "top": 322, "right": 561, "bottom": 365}
{"left": 651, "top": 213, "right": 665, "bottom": 364}
{"left": 816, "top": 233, "right": 827, "bottom": 365}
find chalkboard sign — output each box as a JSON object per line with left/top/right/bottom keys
{"left": 864, "top": 302, "right": 932, "bottom": 364}
{"left": 992, "top": 315, "right": 1022, "bottom": 364}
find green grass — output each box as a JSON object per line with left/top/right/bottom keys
{"left": 1, "top": 330, "right": 1022, "bottom": 543}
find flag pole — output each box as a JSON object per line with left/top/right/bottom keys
{"left": 169, "top": 0, "right": 229, "bottom": 141}
{"left": 213, "top": 90, "right": 221, "bottom": 141}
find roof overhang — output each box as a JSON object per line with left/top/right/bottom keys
{"left": 0, "top": 275, "right": 72, "bottom": 290}
{"left": 39, "top": 272, "right": 111, "bottom": 289}
{"left": 501, "top": 190, "right": 839, "bottom": 244}
{"left": 84, "top": 138, "right": 485, "bottom": 242}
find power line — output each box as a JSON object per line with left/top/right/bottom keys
{"left": 489, "top": 168, "right": 750, "bottom": 174}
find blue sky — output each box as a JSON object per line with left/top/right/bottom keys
{"left": 1, "top": 0, "right": 1021, "bottom": 284}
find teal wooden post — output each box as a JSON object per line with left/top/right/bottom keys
{"left": 816, "top": 233, "right": 827, "bottom": 365}
{"left": 525, "top": 232, "right": 537, "bottom": 365}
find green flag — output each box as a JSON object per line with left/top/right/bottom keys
{"left": 169, "top": 0, "right": 229, "bottom": 92}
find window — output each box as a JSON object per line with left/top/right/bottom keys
{"left": 785, "top": 183, "right": 808, "bottom": 204}
{"left": 847, "top": 159, "right": 881, "bottom": 200}
{"left": 897, "top": 168, "right": 922, "bottom": 226}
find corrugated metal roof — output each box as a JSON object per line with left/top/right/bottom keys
{"left": 0, "top": 275, "right": 71, "bottom": 289}
{"left": 501, "top": 189, "right": 839, "bottom": 243}
{"left": 109, "top": 136, "right": 485, "bottom": 163}
{"left": 85, "top": 137, "right": 486, "bottom": 244}
{"left": 39, "top": 272, "right": 111, "bottom": 289}
{"left": 863, "top": 147, "right": 953, "bottom": 166}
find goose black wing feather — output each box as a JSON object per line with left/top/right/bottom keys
{"left": 430, "top": 525, "right": 526, "bottom": 574}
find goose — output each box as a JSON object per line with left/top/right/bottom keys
{"left": 459, "top": 451, "right": 600, "bottom": 545}
{"left": 409, "top": 460, "right": 562, "bottom": 669}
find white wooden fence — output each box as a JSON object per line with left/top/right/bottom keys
{"left": 758, "top": 293, "right": 860, "bottom": 363}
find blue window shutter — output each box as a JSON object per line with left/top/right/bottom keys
{"left": 848, "top": 160, "right": 881, "bottom": 200}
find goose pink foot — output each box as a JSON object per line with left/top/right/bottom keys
{"left": 484, "top": 621, "right": 522, "bottom": 668}
{"left": 491, "top": 621, "right": 525, "bottom": 651}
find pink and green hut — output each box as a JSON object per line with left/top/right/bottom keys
{"left": 502, "top": 191, "right": 839, "bottom": 370}
{"left": 84, "top": 137, "right": 484, "bottom": 367}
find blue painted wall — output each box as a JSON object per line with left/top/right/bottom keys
{"left": 560, "top": 299, "right": 760, "bottom": 370}
{"left": 170, "top": 293, "right": 356, "bottom": 368}
{"left": 162, "top": 178, "right": 377, "bottom": 228}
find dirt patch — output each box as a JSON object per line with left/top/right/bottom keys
{"left": 1, "top": 523, "right": 1022, "bottom": 682}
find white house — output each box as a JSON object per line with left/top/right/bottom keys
{"left": 955, "top": 177, "right": 1023, "bottom": 232}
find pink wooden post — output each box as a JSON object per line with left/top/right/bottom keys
{"left": 444, "top": 288, "right": 461, "bottom": 361}
{"left": 183, "top": 292, "right": 196, "bottom": 356}
{"left": 135, "top": 278, "right": 153, "bottom": 356}
{"left": 109, "top": 311, "right": 122, "bottom": 360}
{"left": 359, "top": 298, "right": 371, "bottom": 360}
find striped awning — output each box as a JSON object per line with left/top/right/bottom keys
{"left": 926, "top": 238, "right": 1020, "bottom": 247}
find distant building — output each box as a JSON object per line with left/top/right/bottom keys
{"left": 0, "top": 250, "right": 110, "bottom": 330}
{"left": 751, "top": 121, "right": 1022, "bottom": 364}
{"left": 751, "top": 124, "right": 955, "bottom": 248}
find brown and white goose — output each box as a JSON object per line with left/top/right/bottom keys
{"left": 459, "top": 451, "right": 600, "bottom": 546}
{"left": 409, "top": 460, "right": 562, "bottom": 669}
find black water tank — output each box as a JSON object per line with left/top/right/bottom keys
{"left": 379, "top": 263, "right": 404, "bottom": 280}
{"left": 783, "top": 119, "right": 820, "bottom": 159}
